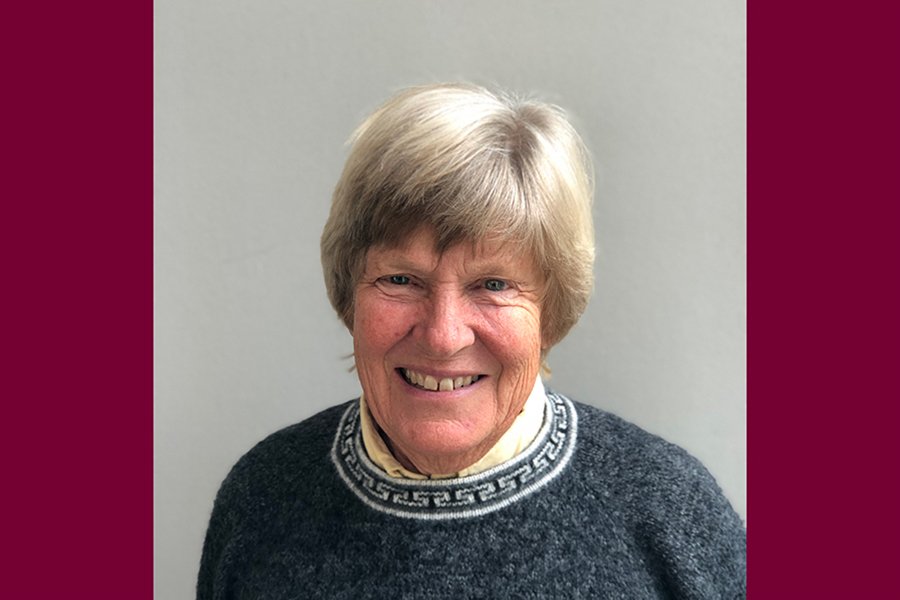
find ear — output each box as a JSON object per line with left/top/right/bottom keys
{"left": 344, "top": 307, "right": 355, "bottom": 335}
{"left": 539, "top": 360, "right": 552, "bottom": 379}
{"left": 540, "top": 327, "right": 555, "bottom": 354}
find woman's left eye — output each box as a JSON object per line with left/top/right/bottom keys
{"left": 484, "top": 279, "right": 509, "bottom": 292}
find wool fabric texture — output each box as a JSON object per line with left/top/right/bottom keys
{"left": 198, "top": 391, "right": 746, "bottom": 599}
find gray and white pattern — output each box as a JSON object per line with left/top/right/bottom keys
{"left": 331, "top": 391, "right": 578, "bottom": 520}
{"left": 200, "top": 395, "right": 746, "bottom": 597}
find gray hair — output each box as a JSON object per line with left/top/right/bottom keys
{"left": 321, "top": 82, "right": 595, "bottom": 350}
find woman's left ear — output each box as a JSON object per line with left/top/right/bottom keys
{"left": 540, "top": 331, "right": 554, "bottom": 354}
{"left": 540, "top": 358, "right": 552, "bottom": 379}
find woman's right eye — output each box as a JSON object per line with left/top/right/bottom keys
{"left": 387, "top": 275, "right": 410, "bottom": 285}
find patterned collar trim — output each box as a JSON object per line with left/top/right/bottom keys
{"left": 330, "top": 391, "right": 578, "bottom": 520}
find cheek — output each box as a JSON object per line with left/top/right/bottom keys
{"left": 354, "top": 300, "right": 415, "bottom": 355}
{"left": 483, "top": 308, "right": 543, "bottom": 369}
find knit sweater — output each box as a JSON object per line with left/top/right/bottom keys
{"left": 197, "top": 391, "right": 746, "bottom": 599}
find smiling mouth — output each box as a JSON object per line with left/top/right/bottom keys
{"left": 399, "top": 368, "right": 483, "bottom": 391}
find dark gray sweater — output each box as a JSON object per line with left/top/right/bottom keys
{"left": 198, "top": 392, "right": 746, "bottom": 599}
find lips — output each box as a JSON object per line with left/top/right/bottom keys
{"left": 399, "top": 368, "right": 483, "bottom": 391}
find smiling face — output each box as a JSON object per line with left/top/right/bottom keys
{"left": 352, "top": 227, "right": 545, "bottom": 475}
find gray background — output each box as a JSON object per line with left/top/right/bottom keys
{"left": 155, "top": 1, "right": 745, "bottom": 597}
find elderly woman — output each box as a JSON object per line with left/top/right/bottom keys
{"left": 198, "top": 83, "right": 746, "bottom": 598}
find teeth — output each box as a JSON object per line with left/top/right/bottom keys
{"left": 403, "top": 369, "right": 480, "bottom": 391}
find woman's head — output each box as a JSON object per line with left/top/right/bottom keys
{"left": 321, "top": 83, "right": 595, "bottom": 351}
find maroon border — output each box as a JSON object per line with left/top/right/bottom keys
{"left": 5, "top": 0, "right": 900, "bottom": 595}
{"left": 749, "top": 0, "right": 900, "bottom": 595}
{"left": 3, "top": 1, "right": 153, "bottom": 596}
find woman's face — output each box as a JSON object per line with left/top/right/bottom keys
{"left": 353, "top": 227, "right": 545, "bottom": 475}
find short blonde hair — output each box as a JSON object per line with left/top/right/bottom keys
{"left": 321, "top": 83, "right": 594, "bottom": 350}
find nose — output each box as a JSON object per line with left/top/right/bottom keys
{"left": 416, "top": 289, "right": 476, "bottom": 357}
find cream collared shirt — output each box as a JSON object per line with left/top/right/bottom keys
{"left": 359, "top": 376, "right": 547, "bottom": 479}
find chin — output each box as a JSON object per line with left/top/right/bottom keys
{"left": 396, "top": 421, "right": 491, "bottom": 471}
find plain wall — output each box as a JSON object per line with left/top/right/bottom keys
{"left": 155, "top": 1, "right": 745, "bottom": 597}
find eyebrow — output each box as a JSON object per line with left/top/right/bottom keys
{"left": 368, "top": 251, "right": 535, "bottom": 281}
{"left": 366, "top": 252, "right": 436, "bottom": 274}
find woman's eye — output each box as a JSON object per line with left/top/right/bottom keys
{"left": 484, "top": 279, "right": 508, "bottom": 292}
{"left": 387, "top": 275, "right": 410, "bottom": 285}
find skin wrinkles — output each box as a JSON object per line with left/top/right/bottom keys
{"left": 352, "top": 227, "right": 545, "bottom": 475}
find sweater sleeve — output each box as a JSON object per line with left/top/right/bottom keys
{"left": 196, "top": 476, "right": 237, "bottom": 600}
{"left": 636, "top": 449, "right": 746, "bottom": 599}
{"left": 197, "top": 455, "right": 262, "bottom": 600}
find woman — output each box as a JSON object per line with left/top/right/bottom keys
{"left": 198, "top": 83, "right": 746, "bottom": 598}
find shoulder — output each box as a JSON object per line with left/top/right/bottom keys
{"left": 570, "top": 399, "right": 715, "bottom": 485}
{"left": 558, "top": 393, "right": 746, "bottom": 597}
{"left": 572, "top": 396, "right": 743, "bottom": 528}
{"left": 237, "top": 401, "right": 350, "bottom": 466}
{"left": 212, "top": 401, "right": 353, "bottom": 516}
{"left": 198, "top": 400, "right": 356, "bottom": 597}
